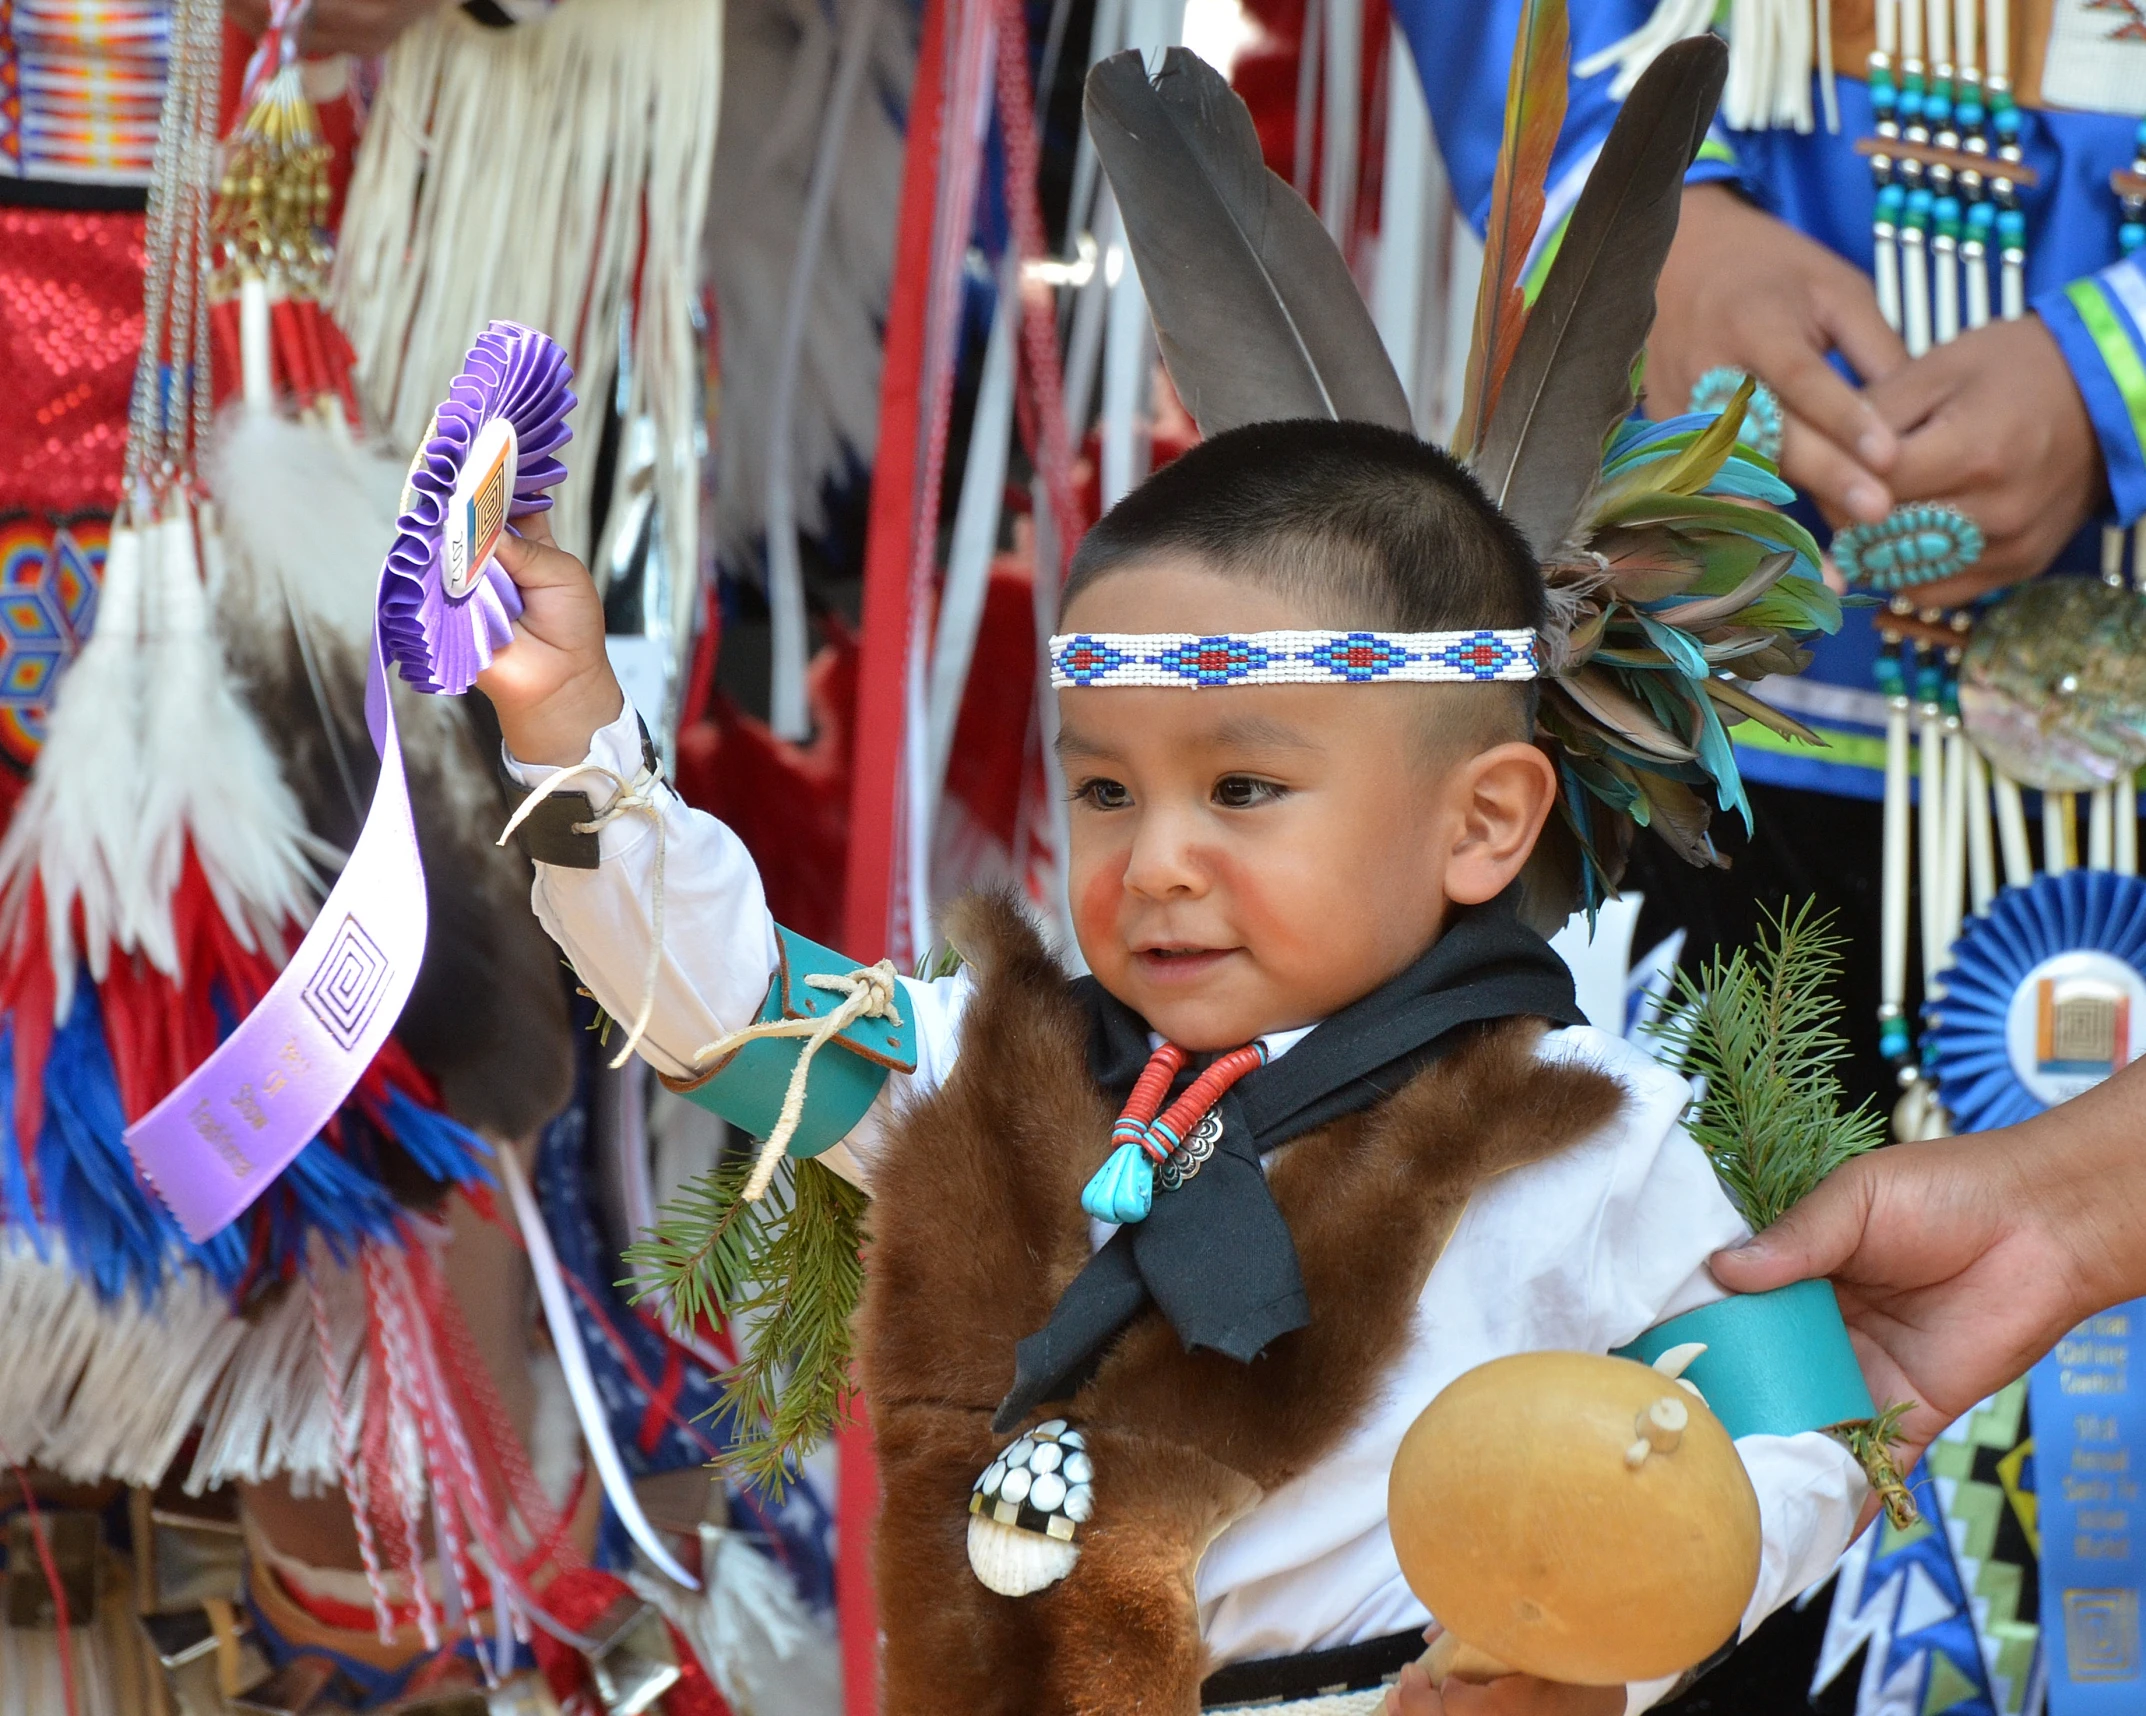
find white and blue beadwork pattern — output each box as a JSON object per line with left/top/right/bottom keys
{"left": 1048, "top": 629, "right": 1538, "bottom": 689}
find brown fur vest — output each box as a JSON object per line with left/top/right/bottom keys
{"left": 858, "top": 894, "right": 1627, "bottom": 1716}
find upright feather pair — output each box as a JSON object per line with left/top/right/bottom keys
{"left": 1082, "top": 12, "right": 1836, "bottom": 909}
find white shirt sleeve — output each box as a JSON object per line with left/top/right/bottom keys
{"left": 502, "top": 697, "right": 972, "bottom": 1187}
{"left": 1530, "top": 1031, "right": 1867, "bottom": 1715}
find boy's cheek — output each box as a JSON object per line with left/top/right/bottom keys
{"left": 1070, "top": 849, "right": 1129, "bottom": 966}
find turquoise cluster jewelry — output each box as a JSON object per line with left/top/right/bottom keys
{"left": 1833, "top": 505, "right": 1985, "bottom": 591}
{"left": 1686, "top": 367, "right": 1783, "bottom": 464}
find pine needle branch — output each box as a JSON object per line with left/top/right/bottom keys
{"left": 623, "top": 1153, "right": 866, "bottom": 1495}
{"left": 1837, "top": 1400, "right": 1920, "bottom": 1528}
{"left": 1649, "top": 900, "right": 1888, "bottom": 1231}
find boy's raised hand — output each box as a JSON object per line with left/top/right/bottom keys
{"left": 477, "top": 517, "right": 626, "bottom": 769}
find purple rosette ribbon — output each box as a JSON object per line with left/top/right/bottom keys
{"left": 127, "top": 323, "right": 574, "bottom": 1242}
{"left": 380, "top": 321, "right": 576, "bottom": 695}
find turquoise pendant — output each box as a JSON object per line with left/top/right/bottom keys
{"left": 1832, "top": 504, "right": 1985, "bottom": 591}
{"left": 1080, "top": 1141, "right": 1155, "bottom": 1224}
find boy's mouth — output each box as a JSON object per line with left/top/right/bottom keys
{"left": 1130, "top": 943, "right": 1237, "bottom": 983}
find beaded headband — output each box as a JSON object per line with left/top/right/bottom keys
{"left": 1048, "top": 629, "right": 1538, "bottom": 689}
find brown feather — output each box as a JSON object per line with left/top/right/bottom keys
{"left": 1453, "top": 0, "right": 1568, "bottom": 460}
{"left": 1083, "top": 48, "right": 1410, "bottom": 436}
{"left": 1472, "top": 35, "right": 1727, "bottom": 554}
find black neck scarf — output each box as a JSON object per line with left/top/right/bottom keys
{"left": 992, "top": 888, "right": 1585, "bottom": 1433}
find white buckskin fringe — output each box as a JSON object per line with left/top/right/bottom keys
{"left": 0, "top": 1231, "right": 367, "bottom": 1494}
{"left": 1574, "top": 0, "right": 1838, "bottom": 134}
{"left": 0, "top": 1231, "right": 240, "bottom": 1486}
{"left": 186, "top": 1251, "right": 367, "bottom": 1496}
{"left": 330, "top": 0, "right": 722, "bottom": 649}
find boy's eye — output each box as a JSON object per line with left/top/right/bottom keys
{"left": 1213, "top": 775, "right": 1286, "bottom": 809}
{"left": 1074, "top": 777, "right": 1132, "bottom": 810}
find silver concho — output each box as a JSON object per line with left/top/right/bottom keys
{"left": 967, "top": 1420, "right": 1091, "bottom": 1596}
{"left": 1157, "top": 1109, "right": 1223, "bottom": 1192}
{"left": 1959, "top": 581, "right": 2146, "bottom": 792}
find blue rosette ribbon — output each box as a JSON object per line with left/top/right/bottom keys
{"left": 1928, "top": 869, "right": 2146, "bottom": 1132}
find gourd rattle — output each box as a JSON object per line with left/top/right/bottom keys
{"left": 1387, "top": 1350, "right": 1762, "bottom": 1687}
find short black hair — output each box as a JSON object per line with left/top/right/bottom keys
{"left": 1062, "top": 419, "right": 1545, "bottom": 635}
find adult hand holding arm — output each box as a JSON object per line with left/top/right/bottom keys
{"left": 1712, "top": 1059, "right": 2146, "bottom": 1480}
{"left": 1860, "top": 313, "right": 2107, "bottom": 605}
{"left": 1650, "top": 184, "right": 1909, "bottom": 526}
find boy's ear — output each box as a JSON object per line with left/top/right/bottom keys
{"left": 1442, "top": 741, "right": 1561, "bottom": 907}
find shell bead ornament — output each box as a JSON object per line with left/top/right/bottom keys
{"left": 967, "top": 1420, "right": 1093, "bottom": 1596}
{"left": 1831, "top": 504, "right": 1985, "bottom": 592}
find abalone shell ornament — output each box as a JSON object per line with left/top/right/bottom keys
{"left": 968, "top": 1420, "right": 1091, "bottom": 1595}
{"left": 1958, "top": 580, "right": 2146, "bottom": 792}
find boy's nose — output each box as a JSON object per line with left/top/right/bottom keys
{"left": 1121, "top": 809, "right": 1208, "bottom": 899}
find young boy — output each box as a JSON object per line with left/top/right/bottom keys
{"left": 479, "top": 420, "right": 1865, "bottom": 1716}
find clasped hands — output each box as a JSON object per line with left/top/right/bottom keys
{"left": 1651, "top": 185, "right": 2105, "bottom": 606}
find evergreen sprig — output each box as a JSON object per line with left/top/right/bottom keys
{"left": 1650, "top": 901, "right": 1888, "bottom": 1231}
{"left": 624, "top": 1152, "right": 867, "bottom": 1494}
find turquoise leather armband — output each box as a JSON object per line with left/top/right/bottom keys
{"left": 663, "top": 927, "right": 918, "bottom": 1158}
{"left": 1612, "top": 1278, "right": 1876, "bottom": 1441}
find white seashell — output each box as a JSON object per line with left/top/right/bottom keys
{"left": 1007, "top": 1438, "right": 1036, "bottom": 1468}
{"left": 1062, "top": 1451, "right": 1093, "bottom": 1485}
{"left": 1030, "top": 1472, "right": 1067, "bottom": 1512}
{"left": 968, "top": 1515, "right": 1080, "bottom": 1596}
{"left": 1063, "top": 1482, "right": 1094, "bottom": 1522}
{"left": 1000, "top": 1467, "right": 1032, "bottom": 1504}
{"left": 983, "top": 1458, "right": 1007, "bottom": 1493}
{"left": 1031, "top": 1443, "right": 1063, "bottom": 1474}
{"left": 1036, "top": 1419, "right": 1069, "bottom": 1438}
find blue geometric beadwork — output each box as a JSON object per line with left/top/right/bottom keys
{"left": 1047, "top": 629, "right": 1538, "bottom": 688}
{"left": 1833, "top": 504, "right": 1985, "bottom": 592}
{"left": 0, "top": 516, "right": 105, "bottom": 767}
{"left": 1149, "top": 636, "right": 1279, "bottom": 684}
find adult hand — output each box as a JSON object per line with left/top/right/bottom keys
{"left": 225, "top": 0, "right": 448, "bottom": 57}
{"left": 1651, "top": 184, "right": 1908, "bottom": 527}
{"left": 1863, "top": 313, "right": 2107, "bottom": 605}
{"left": 1710, "top": 1132, "right": 2080, "bottom": 1481}
{"left": 1712, "top": 1059, "right": 2146, "bottom": 1489}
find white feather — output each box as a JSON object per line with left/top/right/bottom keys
{"left": 130, "top": 495, "right": 331, "bottom": 974}
{"left": 0, "top": 516, "right": 150, "bottom": 1015}
{"left": 207, "top": 407, "right": 485, "bottom": 816}
{"left": 632, "top": 1525, "right": 842, "bottom": 1716}
{"left": 208, "top": 408, "right": 408, "bottom": 658}
{"left": 706, "top": 0, "right": 911, "bottom": 559}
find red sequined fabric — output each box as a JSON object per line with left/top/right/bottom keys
{"left": 0, "top": 206, "right": 143, "bottom": 515}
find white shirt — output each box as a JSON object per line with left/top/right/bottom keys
{"left": 512, "top": 701, "right": 1866, "bottom": 1711}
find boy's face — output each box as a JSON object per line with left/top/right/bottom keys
{"left": 1056, "top": 560, "right": 1560, "bottom": 1051}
